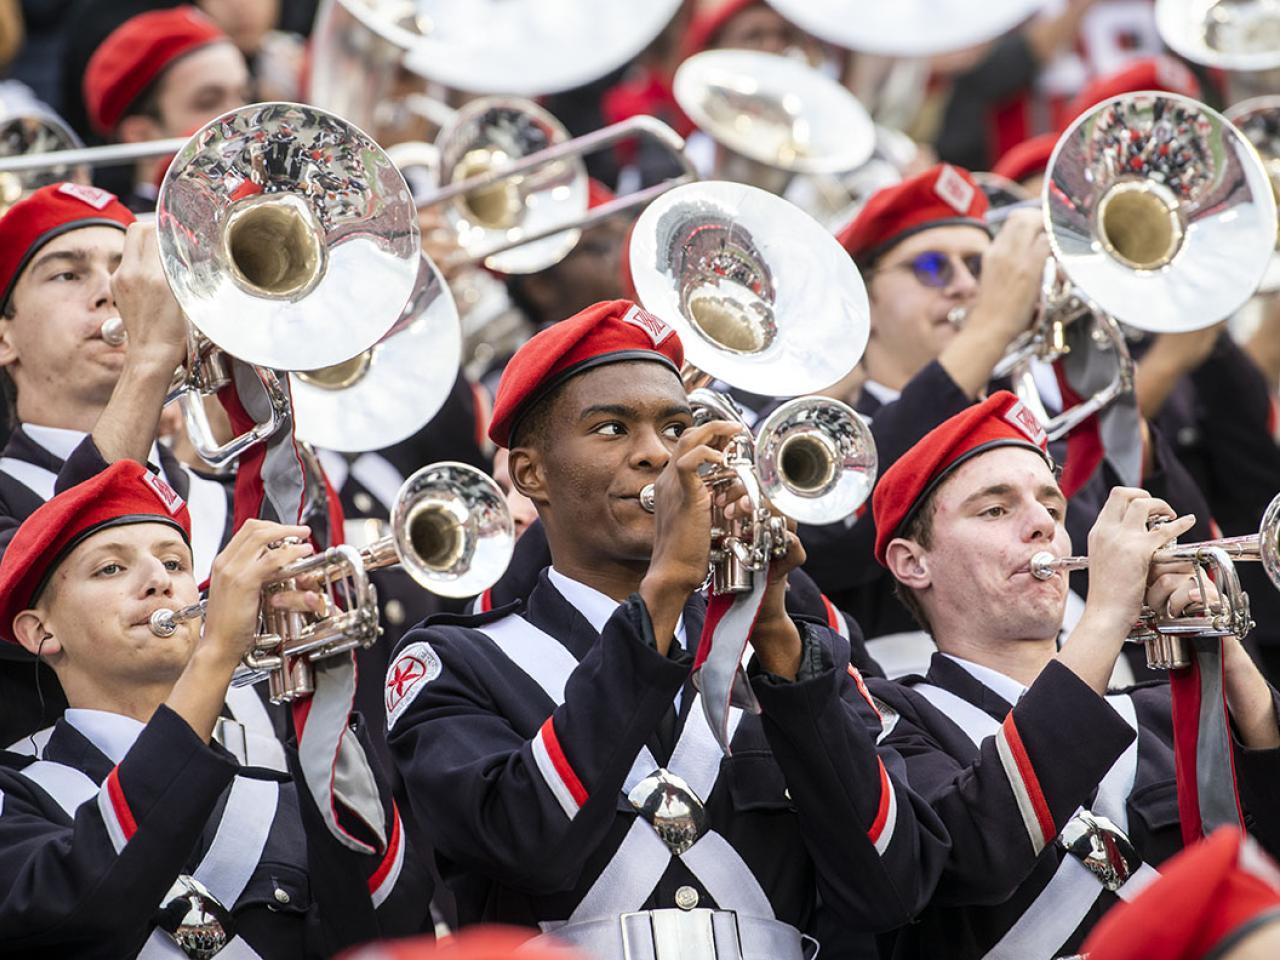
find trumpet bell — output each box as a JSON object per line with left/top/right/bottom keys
{"left": 399, "top": 0, "right": 683, "bottom": 96}
{"left": 629, "top": 180, "right": 869, "bottom": 396}
{"left": 0, "top": 88, "right": 85, "bottom": 213}
{"left": 157, "top": 102, "right": 420, "bottom": 371}
{"left": 761, "top": 0, "right": 1045, "bottom": 56}
{"left": 754, "top": 397, "right": 877, "bottom": 524}
{"left": 673, "top": 50, "right": 875, "bottom": 180}
{"left": 392, "top": 462, "right": 514, "bottom": 598}
{"left": 291, "top": 253, "right": 463, "bottom": 452}
{"left": 1046, "top": 92, "right": 1277, "bottom": 332}
{"left": 1227, "top": 95, "right": 1280, "bottom": 292}
{"left": 435, "top": 97, "right": 588, "bottom": 274}
{"left": 1155, "top": 0, "right": 1280, "bottom": 72}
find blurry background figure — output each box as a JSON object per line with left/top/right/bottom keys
{"left": 1082, "top": 828, "right": 1280, "bottom": 960}
{"left": 340, "top": 926, "right": 585, "bottom": 960}
{"left": 0, "top": 1, "right": 20, "bottom": 76}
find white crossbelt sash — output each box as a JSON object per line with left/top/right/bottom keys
{"left": 913, "top": 683, "right": 1160, "bottom": 960}
{"left": 476, "top": 614, "right": 773, "bottom": 925}
{"left": 18, "top": 759, "right": 276, "bottom": 960}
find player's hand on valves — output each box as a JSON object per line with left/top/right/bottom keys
{"left": 200, "top": 520, "right": 323, "bottom": 668}
{"left": 970, "top": 209, "right": 1050, "bottom": 345}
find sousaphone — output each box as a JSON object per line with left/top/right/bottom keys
{"left": 1226, "top": 95, "right": 1280, "bottom": 292}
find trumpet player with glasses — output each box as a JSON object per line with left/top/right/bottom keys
{"left": 864, "top": 391, "right": 1280, "bottom": 959}
{"left": 806, "top": 163, "right": 1212, "bottom": 674}
{"left": 386, "top": 299, "right": 950, "bottom": 959}
{"left": 0, "top": 459, "right": 431, "bottom": 958}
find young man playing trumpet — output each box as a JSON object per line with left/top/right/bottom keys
{"left": 387, "top": 299, "right": 949, "bottom": 958}
{"left": 0, "top": 182, "right": 241, "bottom": 746}
{"left": 0, "top": 459, "right": 429, "bottom": 957}
{"left": 866, "top": 391, "right": 1280, "bottom": 959}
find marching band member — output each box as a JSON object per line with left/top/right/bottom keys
{"left": 385, "top": 299, "right": 948, "bottom": 958}
{"left": 80, "top": 6, "right": 251, "bottom": 212}
{"left": 0, "top": 459, "right": 430, "bottom": 957}
{"left": 803, "top": 164, "right": 1212, "bottom": 675}
{"left": 0, "top": 183, "right": 238, "bottom": 745}
{"left": 865, "top": 392, "right": 1280, "bottom": 959}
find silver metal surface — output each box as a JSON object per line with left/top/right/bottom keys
{"left": 674, "top": 886, "right": 700, "bottom": 911}
{"left": 674, "top": 49, "right": 875, "bottom": 177}
{"left": 754, "top": 396, "right": 877, "bottom": 525}
{"left": 630, "top": 180, "right": 869, "bottom": 396}
{"left": 0, "top": 136, "right": 187, "bottom": 176}
{"left": 1227, "top": 94, "right": 1280, "bottom": 291}
{"left": 156, "top": 101, "right": 419, "bottom": 371}
{"left": 428, "top": 96, "right": 587, "bottom": 275}
{"left": 1046, "top": 92, "right": 1277, "bottom": 332}
{"left": 0, "top": 87, "right": 85, "bottom": 209}
{"left": 155, "top": 876, "right": 233, "bottom": 959}
{"left": 1058, "top": 811, "right": 1141, "bottom": 893}
{"left": 628, "top": 768, "right": 709, "bottom": 857}
{"left": 1156, "top": 0, "right": 1280, "bottom": 72}
{"left": 291, "top": 253, "right": 463, "bottom": 451}
{"left": 366, "top": 461, "right": 514, "bottom": 598}
{"left": 397, "top": 0, "right": 684, "bottom": 95}
{"left": 763, "top": 0, "right": 1046, "bottom": 56}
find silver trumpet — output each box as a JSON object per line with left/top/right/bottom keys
{"left": 630, "top": 180, "right": 877, "bottom": 594}
{"left": 154, "top": 101, "right": 421, "bottom": 466}
{"left": 1029, "top": 492, "right": 1280, "bottom": 669}
{"left": 150, "top": 463, "right": 514, "bottom": 702}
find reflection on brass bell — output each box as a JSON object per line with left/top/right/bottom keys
{"left": 1058, "top": 810, "right": 1141, "bottom": 893}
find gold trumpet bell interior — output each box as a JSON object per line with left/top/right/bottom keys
{"left": 295, "top": 350, "right": 373, "bottom": 391}
{"left": 678, "top": 224, "right": 778, "bottom": 356}
{"left": 1095, "top": 180, "right": 1186, "bottom": 271}
{"left": 224, "top": 194, "right": 327, "bottom": 300}
{"left": 455, "top": 147, "right": 521, "bottom": 230}
{"left": 406, "top": 500, "right": 468, "bottom": 572}
{"left": 777, "top": 431, "right": 838, "bottom": 495}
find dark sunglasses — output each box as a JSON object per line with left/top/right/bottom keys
{"left": 882, "top": 250, "right": 984, "bottom": 288}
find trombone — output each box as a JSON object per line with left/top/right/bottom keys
{"left": 1029, "top": 492, "right": 1280, "bottom": 670}
{"left": 150, "top": 462, "right": 515, "bottom": 703}
{"left": 629, "top": 180, "right": 878, "bottom": 594}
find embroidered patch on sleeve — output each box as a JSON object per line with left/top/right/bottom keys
{"left": 385, "top": 641, "right": 443, "bottom": 729}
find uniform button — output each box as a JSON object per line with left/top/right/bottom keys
{"left": 675, "top": 885, "right": 699, "bottom": 910}
{"left": 354, "top": 492, "right": 375, "bottom": 514}
{"left": 1177, "top": 427, "right": 1199, "bottom": 447}
{"left": 273, "top": 887, "right": 291, "bottom": 905}
{"left": 784, "top": 788, "right": 791, "bottom": 801}
{"left": 385, "top": 599, "right": 406, "bottom": 625}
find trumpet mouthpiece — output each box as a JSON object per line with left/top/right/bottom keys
{"left": 100, "top": 316, "right": 127, "bottom": 346}
{"left": 639, "top": 484, "right": 657, "bottom": 513}
{"left": 149, "top": 608, "right": 177, "bottom": 637}
{"left": 1029, "top": 551, "right": 1059, "bottom": 580}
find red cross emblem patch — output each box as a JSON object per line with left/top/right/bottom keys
{"left": 385, "top": 641, "right": 442, "bottom": 728}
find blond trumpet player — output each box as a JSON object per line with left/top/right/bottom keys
{"left": 864, "top": 391, "right": 1280, "bottom": 960}
{"left": 0, "top": 460, "right": 431, "bottom": 957}
{"left": 0, "top": 183, "right": 238, "bottom": 748}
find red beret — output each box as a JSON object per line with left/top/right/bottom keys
{"left": 338, "top": 924, "right": 585, "bottom": 959}
{"left": 0, "top": 460, "right": 191, "bottom": 644}
{"left": 991, "top": 132, "right": 1058, "bottom": 184}
{"left": 1083, "top": 828, "right": 1280, "bottom": 960}
{"left": 871, "top": 391, "right": 1050, "bottom": 565}
{"left": 681, "top": 0, "right": 764, "bottom": 60}
{"left": 83, "top": 6, "right": 228, "bottom": 136}
{"left": 837, "top": 164, "right": 989, "bottom": 266}
{"left": 587, "top": 178, "right": 615, "bottom": 210}
{"left": 489, "top": 299, "right": 684, "bottom": 448}
{"left": 0, "top": 182, "right": 134, "bottom": 307}
{"left": 1065, "top": 55, "right": 1201, "bottom": 127}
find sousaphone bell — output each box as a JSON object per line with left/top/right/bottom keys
{"left": 1226, "top": 95, "right": 1280, "bottom": 292}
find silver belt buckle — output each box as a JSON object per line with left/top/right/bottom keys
{"left": 154, "top": 875, "right": 234, "bottom": 958}
{"left": 620, "top": 908, "right": 743, "bottom": 960}
{"left": 1057, "top": 810, "right": 1141, "bottom": 893}
{"left": 628, "top": 768, "right": 709, "bottom": 856}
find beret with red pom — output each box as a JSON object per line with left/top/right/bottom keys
{"left": 1065, "top": 55, "right": 1201, "bottom": 127}
{"left": 681, "top": 0, "right": 764, "bottom": 60}
{"left": 991, "top": 132, "right": 1059, "bottom": 184}
{"left": 83, "top": 5, "right": 228, "bottom": 136}
{"left": 837, "top": 164, "right": 989, "bottom": 267}
{"left": 489, "top": 299, "right": 684, "bottom": 448}
{"left": 0, "top": 460, "right": 191, "bottom": 644}
{"left": 1083, "top": 827, "right": 1280, "bottom": 960}
{"left": 0, "top": 182, "right": 135, "bottom": 307}
{"left": 872, "top": 391, "right": 1051, "bottom": 565}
